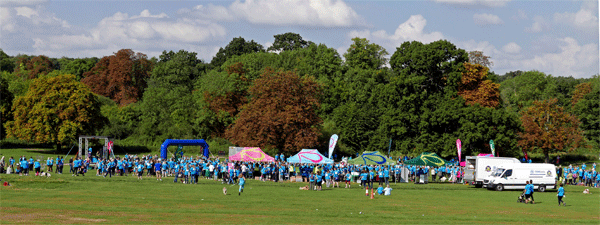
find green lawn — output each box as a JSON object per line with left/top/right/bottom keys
{"left": 1, "top": 169, "right": 598, "bottom": 224}
{"left": 1, "top": 148, "right": 599, "bottom": 224}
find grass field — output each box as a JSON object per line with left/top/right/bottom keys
{"left": 1, "top": 148, "right": 599, "bottom": 224}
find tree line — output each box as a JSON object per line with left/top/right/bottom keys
{"left": 1, "top": 33, "right": 597, "bottom": 162}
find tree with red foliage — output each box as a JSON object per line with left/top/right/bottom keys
{"left": 225, "top": 68, "right": 322, "bottom": 152}
{"left": 14, "top": 55, "right": 54, "bottom": 79}
{"left": 458, "top": 62, "right": 500, "bottom": 108}
{"left": 203, "top": 63, "right": 249, "bottom": 137}
{"left": 82, "top": 49, "right": 153, "bottom": 105}
{"left": 518, "top": 98, "right": 585, "bottom": 163}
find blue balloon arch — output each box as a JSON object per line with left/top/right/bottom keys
{"left": 160, "top": 139, "right": 210, "bottom": 159}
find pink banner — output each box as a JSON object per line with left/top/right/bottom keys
{"left": 229, "top": 147, "right": 275, "bottom": 162}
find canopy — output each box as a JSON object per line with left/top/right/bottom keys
{"left": 229, "top": 147, "right": 275, "bottom": 162}
{"left": 287, "top": 149, "right": 333, "bottom": 164}
{"left": 404, "top": 152, "right": 448, "bottom": 167}
{"left": 348, "top": 151, "right": 396, "bottom": 165}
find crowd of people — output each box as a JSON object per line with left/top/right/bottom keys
{"left": 1, "top": 154, "right": 598, "bottom": 195}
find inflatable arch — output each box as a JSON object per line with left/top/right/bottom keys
{"left": 160, "top": 139, "right": 210, "bottom": 159}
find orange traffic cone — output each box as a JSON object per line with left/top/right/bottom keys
{"left": 365, "top": 188, "right": 369, "bottom": 196}
{"left": 370, "top": 189, "right": 374, "bottom": 199}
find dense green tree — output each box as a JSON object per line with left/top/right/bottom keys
{"left": 61, "top": 58, "right": 98, "bottom": 80}
{"left": 378, "top": 40, "right": 468, "bottom": 156}
{"left": 268, "top": 32, "right": 311, "bottom": 52}
{"left": 572, "top": 77, "right": 600, "bottom": 146}
{"left": 138, "top": 50, "right": 204, "bottom": 144}
{"left": 5, "top": 74, "right": 105, "bottom": 151}
{"left": 499, "top": 71, "right": 558, "bottom": 112}
{"left": 344, "top": 37, "right": 388, "bottom": 70}
{"left": 210, "top": 37, "right": 264, "bottom": 69}
{"left": 331, "top": 68, "right": 388, "bottom": 154}
{"left": 0, "top": 49, "right": 14, "bottom": 72}
{"left": 0, "top": 75, "right": 13, "bottom": 139}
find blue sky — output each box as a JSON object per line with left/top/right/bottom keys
{"left": 1, "top": 0, "right": 598, "bottom": 78}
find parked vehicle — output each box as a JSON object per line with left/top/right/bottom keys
{"left": 464, "top": 156, "right": 520, "bottom": 188}
{"left": 484, "top": 163, "right": 557, "bottom": 192}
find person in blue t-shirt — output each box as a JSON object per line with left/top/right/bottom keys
{"left": 316, "top": 171, "right": 323, "bottom": 191}
{"left": 155, "top": 161, "right": 162, "bottom": 181}
{"left": 136, "top": 162, "right": 144, "bottom": 180}
{"left": 34, "top": 160, "right": 41, "bottom": 176}
{"left": 345, "top": 172, "right": 352, "bottom": 189}
{"left": 377, "top": 185, "right": 384, "bottom": 195}
{"left": 384, "top": 167, "right": 390, "bottom": 186}
{"left": 557, "top": 183, "right": 565, "bottom": 206}
{"left": 238, "top": 175, "right": 246, "bottom": 195}
{"left": 309, "top": 172, "right": 315, "bottom": 191}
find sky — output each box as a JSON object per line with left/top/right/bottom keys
{"left": 1, "top": 0, "right": 598, "bottom": 78}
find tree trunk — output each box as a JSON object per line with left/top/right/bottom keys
{"left": 56, "top": 143, "right": 62, "bottom": 154}
{"left": 544, "top": 151, "right": 550, "bottom": 163}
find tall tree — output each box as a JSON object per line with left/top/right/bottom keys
{"left": 380, "top": 40, "right": 468, "bottom": 156}
{"left": 5, "top": 74, "right": 104, "bottom": 151}
{"left": 344, "top": 37, "right": 388, "bottom": 70}
{"left": 267, "top": 32, "right": 311, "bottom": 52}
{"left": 14, "top": 55, "right": 54, "bottom": 79}
{"left": 572, "top": 77, "right": 600, "bottom": 146}
{"left": 82, "top": 49, "right": 153, "bottom": 106}
{"left": 0, "top": 49, "right": 14, "bottom": 72}
{"left": 226, "top": 68, "right": 322, "bottom": 152}
{"left": 458, "top": 62, "right": 500, "bottom": 108}
{"left": 210, "top": 37, "right": 264, "bottom": 69}
{"left": 0, "top": 75, "right": 13, "bottom": 139}
{"left": 61, "top": 58, "right": 98, "bottom": 80}
{"left": 138, "top": 50, "right": 203, "bottom": 144}
{"left": 518, "top": 98, "right": 585, "bottom": 163}
{"left": 468, "top": 50, "right": 493, "bottom": 68}
{"left": 500, "top": 71, "right": 558, "bottom": 111}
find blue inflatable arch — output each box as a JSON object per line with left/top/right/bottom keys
{"left": 160, "top": 139, "right": 209, "bottom": 159}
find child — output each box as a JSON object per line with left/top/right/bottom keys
{"left": 384, "top": 185, "right": 393, "bottom": 196}
{"left": 377, "top": 185, "right": 384, "bottom": 195}
{"left": 345, "top": 172, "right": 352, "bottom": 189}
{"left": 557, "top": 183, "right": 565, "bottom": 206}
{"left": 238, "top": 174, "right": 245, "bottom": 195}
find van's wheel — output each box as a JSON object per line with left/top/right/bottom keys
{"left": 538, "top": 185, "right": 546, "bottom": 192}
{"left": 495, "top": 184, "right": 504, "bottom": 191}
{"left": 475, "top": 183, "right": 483, "bottom": 188}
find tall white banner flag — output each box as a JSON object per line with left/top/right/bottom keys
{"left": 328, "top": 134, "right": 339, "bottom": 159}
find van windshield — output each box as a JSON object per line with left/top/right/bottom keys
{"left": 491, "top": 168, "right": 505, "bottom": 177}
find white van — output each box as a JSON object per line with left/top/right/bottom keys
{"left": 484, "top": 163, "right": 556, "bottom": 192}
{"left": 464, "top": 156, "right": 521, "bottom": 188}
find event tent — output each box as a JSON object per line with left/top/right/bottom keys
{"left": 403, "top": 152, "right": 448, "bottom": 167}
{"left": 348, "top": 151, "right": 396, "bottom": 165}
{"left": 287, "top": 149, "right": 333, "bottom": 164}
{"left": 229, "top": 147, "right": 275, "bottom": 162}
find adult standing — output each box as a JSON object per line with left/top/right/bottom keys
{"left": 69, "top": 157, "right": 74, "bottom": 174}
{"left": 524, "top": 181, "right": 532, "bottom": 203}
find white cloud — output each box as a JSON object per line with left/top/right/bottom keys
{"left": 512, "top": 9, "right": 527, "bottom": 20}
{"left": 502, "top": 42, "right": 521, "bottom": 54}
{"left": 0, "top": 7, "right": 15, "bottom": 32}
{"left": 13, "top": 5, "right": 69, "bottom": 28}
{"left": 473, "top": 13, "right": 504, "bottom": 25}
{"left": 525, "top": 16, "right": 547, "bottom": 33}
{"left": 435, "top": 0, "right": 510, "bottom": 7}
{"left": 0, "top": 0, "right": 47, "bottom": 6}
{"left": 180, "top": 0, "right": 364, "bottom": 27}
{"left": 27, "top": 9, "right": 226, "bottom": 60}
{"left": 460, "top": 38, "right": 598, "bottom": 78}
{"left": 554, "top": 0, "right": 598, "bottom": 31}
{"left": 511, "top": 38, "right": 598, "bottom": 78}
{"left": 343, "top": 15, "right": 444, "bottom": 59}
{"left": 370, "top": 15, "right": 444, "bottom": 44}
{"left": 178, "top": 4, "right": 236, "bottom": 21}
